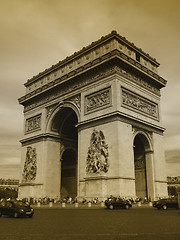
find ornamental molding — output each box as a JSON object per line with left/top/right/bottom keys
{"left": 24, "top": 31, "right": 160, "bottom": 87}
{"left": 132, "top": 127, "right": 153, "bottom": 140}
{"left": 22, "top": 146, "right": 37, "bottom": 182}
{"left": 23, "top": 64, "right": 159, "bottom": 113}
{"left": 86, "top": 129, "right": 109, "bottom": 174}
{"left": 122, "top": 88, "right": 159, "bottom": 120}
{"left": 85, "top": 87, "right": 111, "bottom": 114}
{"left": 25, "top": 114, "right": 41, "bottom": 134}
{"left": 46, "top": 103, "right": 59, "bottom": 118}
{"left": 23, "top": 64, "right": 116, "bottom": 112}
{"left": 115, "top": 66, "right": 160, "bottom": 96}
{"left": 19, "top": 44, "right": 166, "bottom": 106}
{"left": 66, "top": 94, "right": 81, "bottom": 110}
{"left": 46, "top": 94, "right": 81, "bottom": 119}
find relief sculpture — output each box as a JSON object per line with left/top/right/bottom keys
{"left": 86, "top": 88, "right": 111, "bottom": 113}
{"left": 22, "top": 146, "right": 37, "bottom": 182}
{"left": 25, "top": 114, "right": 41, "bottom": 133}
{"left": 122, "top": 89, "right": 158, "bottom": 119}
{"left": 86, "top": 129, "right": 109, "bottom": 174}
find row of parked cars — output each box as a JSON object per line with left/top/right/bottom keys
{"left": 105, "top": 196, "right": 179, "bottom": 210}
{"left": 0, "top": 196, "right": 178, "bottom": 218}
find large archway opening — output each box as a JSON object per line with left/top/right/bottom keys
{"left": 51, "top": 107, "right": 78, "bottom": 200}
{"left": 133, "top": 134, "right": 148, "bottom": 199}
{"left": 61, "top": 149, "right": 77, "bottom": 199}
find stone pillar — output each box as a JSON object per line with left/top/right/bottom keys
{"left": 145, "top": 150, "right": 155, "bottom": 201}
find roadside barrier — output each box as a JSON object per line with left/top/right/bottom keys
{"left": 101, "top": 202, "right": 105, "bottom": 207}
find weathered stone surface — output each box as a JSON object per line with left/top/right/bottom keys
{"left": 18, "top": 32, "right": 167, "bottom": 201}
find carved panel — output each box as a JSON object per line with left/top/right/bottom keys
{"left": 122, "top": 88, "right": 158, "bottom": 119}
{"left": 22, "top": 146, "right": 37, "bottom": 182}
{"left": 23, "top": 64, "right": 160, "bottom": 113}
{"left": 86, "top": 129, "right": 109, "bottom": 174}
{"left": 85, "top": 87, "right": 111, "bottom": 114}
{"left": 25, "top": 114, "right": 41, "bottom": 134}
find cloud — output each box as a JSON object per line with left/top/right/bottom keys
{"left": 165, "top": 150, "right": 180, "bottom": 164}
{"left": 165, "top": 149, "right": 180, "bottom": 177}
{"left": 0, "top": 164, "right": 20, "bottom": 179}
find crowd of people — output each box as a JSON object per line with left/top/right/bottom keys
{"left": 17, "top": 195, "right": 153, "bottom": 205}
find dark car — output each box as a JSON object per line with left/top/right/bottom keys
{"left": 105, "top": 196, "right": 132, "bottom": 210}
{"left": 0, "top": 199, "right": 34, "bottom": 218}
{"left": 153, "top": 197, "right": 178, "bottom": 210}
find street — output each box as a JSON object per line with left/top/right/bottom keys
{"left": 0, "top": 206, "right": 179, "bottom": 240}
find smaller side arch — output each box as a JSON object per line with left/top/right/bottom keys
{"left": 133, "top": 129, "right": 155, "bottom": 200}
{"left": 132, "top": 129, "right": 153, "bottom": 153}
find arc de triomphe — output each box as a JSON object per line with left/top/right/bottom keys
{"left": 18, "top": 31, "right": 168, "bottom": 201}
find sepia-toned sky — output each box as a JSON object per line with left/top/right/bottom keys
{"left": 0, "top": 0, "right": 180, "bottom": 179}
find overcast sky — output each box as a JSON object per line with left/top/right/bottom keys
{"left": 0, "top": 0, "right": 180, "bottom": 179}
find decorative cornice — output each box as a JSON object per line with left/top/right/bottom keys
{"left": 77, "top": 110, "right": 165, "bottom": 135}
{"left": 155, "top": 180, "right": 167, "bottom": 184}
{"left": 82, "top": 176, "right": 135, "bottom": 182}
{"left": 19, "top": 182, "right": 43, "bottom": 186}
{"left": 20, "top": 133, "right": 61, "bottom": 145}
{"left": 19, "top": 31, "right": 167, "bottom": 105}
{"left": 19, "top": 55, "right": 164, "bottom": 107}
{"left": 24, "top": 31, "right": 160, "bottom": 86}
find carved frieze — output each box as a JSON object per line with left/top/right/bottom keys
{"left": 114, "top": 66, "right": 160, "bottom": 95}
{"left": 122, "top": 88, "right": 158, "bottom": 119}
{"left": 22, "top": 146, "right": 37, "bottom": 182}
{"left": 85, "top": 87, "right": 111, "bottom": 113}
{"left": 25, "top": 114, "right": 41, "bottom": 134}
{"left": 23, "top": 64, "right": 160, "bottom": 113}
{"left": 86, "top": 129, "right": 109, "bottom": 174}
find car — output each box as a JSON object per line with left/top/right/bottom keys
{"left": 0, "top": 199, "right": 34, "bottom": 218}
{"left": 105, "top": 196, "right": 132, "bottom": 210}
{"left": 153, "top": 197, "right": 178, "bottom": 210}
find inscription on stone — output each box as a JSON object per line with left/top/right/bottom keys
{"left": 85, "top": 87, "right": 111, "bottom": 113}
{"left": 122, "top": 88, "right": 158, "bottom": 119}
{"left": 25, "top": 114, "right": 41, "bottom": 133}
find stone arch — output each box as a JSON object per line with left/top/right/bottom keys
{"left": 133, "top": 130, "right": 155, "bottom": 200}
{"left": 132, "top": 130, "right": 153, "bottom": 152}
{"left": 45, "top": 103, "right": 79, "bottom": 200}
{"left": 45, "top": 101, "right": 80, "bottom": 134}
